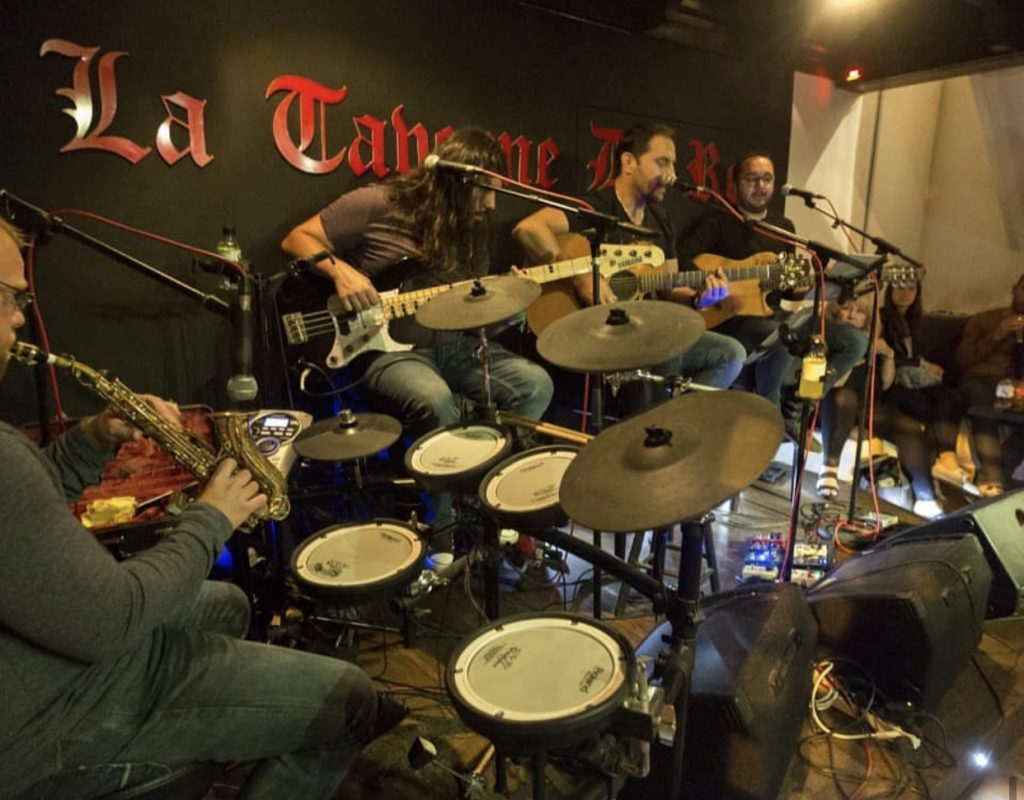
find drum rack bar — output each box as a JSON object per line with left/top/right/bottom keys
{"left": 533, "top": 527, "right": 667, "bottom": 613}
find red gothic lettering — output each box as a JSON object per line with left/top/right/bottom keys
{"left": 497, "top": 133, "right": 532, "bottom": 184}
{"left": 265, "top": 75, "right": 348, "bottom": 174}
{"left": 434, "top": 127, "right": 455, "bottom": 149}
{"left": 40, "top": 39, "right": 151, "bottom": 163}
{"left": 347, "top": 115, "right": 390, "bottom": 179}
{"left": 686, "top": 139, "right": 722, "bottom": 198}
{"left": 586, "top": 122, "right": 623, "bottom": 191}
{"left": 535, "top": 138, "right": 559, "bottom": 189}
{"left": 155, "top": 92, "right": 213, "bottom": 167}
{"left": 391, "top": 105, "right": 429, "bottom": 173}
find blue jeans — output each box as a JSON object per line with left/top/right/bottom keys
{"left": 615, "top": 331, "right": 743, "bottom": 417}
{"left": 668, "top": 330, "right": 746, "bottom": 389}
{"left": 726, "top": 313, "right": 870, "bottom": 405}
{"left": 362, "top": 338, "right": 554, "bottom": 438}
{"left": 823, "top": 318, "right": 869, "bottom": 392}
{"left": 11, "top": 581, "right": 377, "bottom": 800}
{"left": 716, "top": 315, "right": 793, "bottom": 405}
{"left": 363, "top": 339, "right": 553, "bottom": 543}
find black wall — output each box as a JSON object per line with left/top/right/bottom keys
{"left": 0, "top": 0, "right": 796, "bottom": 425}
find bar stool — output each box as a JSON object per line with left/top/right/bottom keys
{"left": 614, "top": 513, "right": 721, "bottom": 616}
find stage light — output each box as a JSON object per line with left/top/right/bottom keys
{"left": 970, "top": 750, "right": 992, "bottom": 769}
{"left": 844, "top": 67, "right": 864, "bottom": 83}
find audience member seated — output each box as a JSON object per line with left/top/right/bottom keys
{"left": 880, "top": 281, "right": 967, "bottom": 485}
{"left": 815, "top": 296, "right": 950, "bottom": 519}
{"left": 956, "top": 271, "right": 1024, "bottom": 496}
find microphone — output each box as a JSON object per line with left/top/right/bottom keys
{"left": 660, "top": 174, "right": 706, "bottom": 192}
{"left": 780, "top": 184, "right": 823, "bottom": 202}
{"left": 226, "top": 272, "right": 258, "bottom": 405}
{"left": 423, "top": 154, "right": 486, "bottom": 175}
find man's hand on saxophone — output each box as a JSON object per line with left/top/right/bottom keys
{"left": 78, "top": 394, "right": 183, "bottom": 451}
{"left": 197, "top": 458, "right": 269, "bottom": 531}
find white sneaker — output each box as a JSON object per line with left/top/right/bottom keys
{"left": 912, "top": 499, "right": 945, "bottom": 520}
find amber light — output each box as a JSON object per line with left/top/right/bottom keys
{"left": 844, "top": 67, "right": 863, "bottom": 82}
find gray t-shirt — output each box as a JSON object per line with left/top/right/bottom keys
{"left": 0, "top": 422, "right": 232, "bottom": 796}
{"left": 319, "top": 183, "right": 467, "bottom": 345}
{"left": 319, "top": 183, "right": 422, "bottom": 287}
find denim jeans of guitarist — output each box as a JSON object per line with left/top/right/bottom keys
{"left": 10, "top": 581, "right": 378, "bottom": 800}
{"left": 362, "top": 337, "right": 554, "bottom": 547}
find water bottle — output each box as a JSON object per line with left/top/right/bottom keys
{"left": 216, "top": 226, "right": 242, "bottom": 263}
{"left": 797, "top": 336, "right": 827, "bottom": 400}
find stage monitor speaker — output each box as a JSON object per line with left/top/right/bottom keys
{"left": 886, "top": 488, "right": 1024, "bottom": 618}
{"left": 626, "top": 583, "right": 817, "bottom": 800}
{"left": 807, "top": 533, "right": 991, "bottom": 712}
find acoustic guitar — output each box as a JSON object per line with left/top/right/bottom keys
{"left": 525, "top": 232, "right": 811, "bottom": 334}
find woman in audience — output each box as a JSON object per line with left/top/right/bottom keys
{"left": 880, "top": 280, "right": 966, "bottom": 481}
{"left": 815, "top": 287, "right": 958, "bottom": 519}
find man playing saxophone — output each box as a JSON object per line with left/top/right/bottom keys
{"left": 0, "top": 217, "right": 385, "bottom": 800}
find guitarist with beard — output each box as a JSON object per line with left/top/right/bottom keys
{"left": 677, "top": 151, "right": 868, "bottom": 420}
{"left": 513, "top": 121, "right": 746, "bottom": 397}
{"left": 281, "top": 128, "right": 554, "bottom": 554}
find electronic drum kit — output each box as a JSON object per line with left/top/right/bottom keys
{"left": 287, "top": 275, "right": 784, "bottom": 800}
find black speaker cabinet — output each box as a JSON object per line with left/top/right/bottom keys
{"left": 808, "top": 533, "right": 991, "bottom": 711}
{"left": 888, "top": 488, "right": 1024, "bottom": 617}
{"left": 627, "top": 583, "right": 817, "bottom": 800}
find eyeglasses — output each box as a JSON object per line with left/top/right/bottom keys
{"left": 0, "top": 280, "right": 33, "bottom": 312}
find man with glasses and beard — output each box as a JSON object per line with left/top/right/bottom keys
{"left": 679, "top": 151, "right": 868, "bottom": 435}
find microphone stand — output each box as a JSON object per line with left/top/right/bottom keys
{"left": 791, "top": 197, "right": 924, "bottom": 524}
{"left": 1, "top": 189, "right": 271, "bottom": 407}
{"left": 686, "top": 200, "right": 866, "bottom": 579}
{"left": 470, "top": 177, "right": 654, "bottom": 619}
{"left": 0, "top": 190, "right": 232, "bottom": 316}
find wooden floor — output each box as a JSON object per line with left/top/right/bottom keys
{"left": 203, "top": 461, "right": 1024, "bottom": 800}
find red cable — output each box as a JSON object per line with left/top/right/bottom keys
{"left": 23, "top": 234, "right": 68, "bottom": 434}
{"left": 471, "top": 167, "right": 596, "bottom": 213}
{"left": 51, "top": 208, "right": 248, "bottom": 278}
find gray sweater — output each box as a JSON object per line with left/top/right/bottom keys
{"left": 0, "top": 421, "right": 233, "bottom": 797}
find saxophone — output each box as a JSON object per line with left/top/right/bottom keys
{"left": 10, "top": 341, "right": 290, "bottom": 529}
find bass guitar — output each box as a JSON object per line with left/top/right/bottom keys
{"left": 277, "top": 243, "right": 665, "bottom": 370}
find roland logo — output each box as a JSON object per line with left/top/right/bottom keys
{"left": 484, "top": 643, "right": 522, "bottom": 671}
{"left": 579, "top": 666, "right": 605, "bottom": 693}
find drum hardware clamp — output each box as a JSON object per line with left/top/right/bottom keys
{"left": 389, "top": 553, "right": 473, "bottom": 614}
{"left": 407, "top": 736, "right": 489, "bottom": 798}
